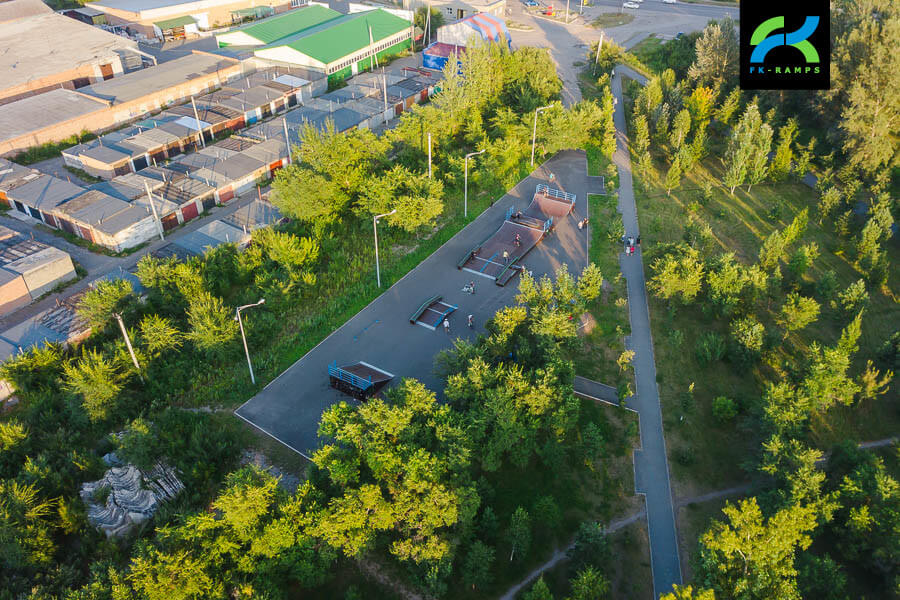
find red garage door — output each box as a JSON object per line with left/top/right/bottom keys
{"left": 181, "top": 201, "right": 199, "bottom": 222}
{"left": 218, "top": 187, "right": 234, "bottom": 203}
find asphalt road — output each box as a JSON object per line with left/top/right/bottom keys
{"left": 611, "top": 63, "right": 682, "bottom": 596}
{"left": 235, "top": 150, "right": 601, "bottom": 458}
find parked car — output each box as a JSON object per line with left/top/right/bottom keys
{"left": 675, "top": 31, "right": 684, "bottom": 39}
{"left": 662, "top": 0, "right": 676, "bottom": 4}
{"left": 523, "top": 0, "right": 539, "bottom": 5}
{"left": 623, "top": 1, "right": 640, "bottom": 7}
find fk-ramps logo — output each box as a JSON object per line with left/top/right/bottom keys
{"left": 740, "top": 1, "right": 830, "bottom": 90}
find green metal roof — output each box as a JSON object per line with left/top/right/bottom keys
{"left": 226, "top": 5, "right": 341, "bottom": 45}
{"left": 283, "top": 9, "right": 411, "bottom": 65}
{"left": 154, "top": 15, "right": 195, "bottom": 30}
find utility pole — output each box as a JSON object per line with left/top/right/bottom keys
{"left": 190, "top": 96, "right": 206, "bottom": 148}
{"left": 427, "top": 132, "right": 432, "bottom": 178}
{"left": 565, "top": 0, "right": 570, "bottom": 23}
{"left": 594, "top": 33, "right": 604, "bottom": 75}
{"left": 282, "top": 117, "right": 291, "bottom": 164}
{"left": 142, "top": 181, "right": 165, "bottom": 241}
{"left": 236, "top": 299, "right": 265, "bottom": 385}
{"left": 113, "top": 313, "right": 142, "bottom": 383}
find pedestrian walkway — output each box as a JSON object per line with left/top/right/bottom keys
{"left": 610, "top": 64, "right": 682, "bottom": 597}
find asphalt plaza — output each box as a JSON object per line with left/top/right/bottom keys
{"left": 235, "top": 150, "right": 604, "bottom": 458}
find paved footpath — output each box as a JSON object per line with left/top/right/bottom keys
{"left": 610, "top": 64, "right": 683, "bottom": 596}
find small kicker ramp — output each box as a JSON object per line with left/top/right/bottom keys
{"left": 328, "top": 361, "right": 394, "bottom": 401}
{"left": 410, "top": 295, "right": 458, "bottom": 330}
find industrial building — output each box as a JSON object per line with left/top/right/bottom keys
{"left": 0, "top": 225, "right": 77, "bottom": 316}
{"left": 0, "top": 0, "right": 51, "bottom": 24}
{"left": 84, "top": 0, "right": 298, "bottom": 40}
{"left": 436, "top": 12, "right": 511, "bottom": 47}
{"left": 402, "top": 0, "right": 505, "bottom": 22}
{"left": 0, "top": 12, "right": 141, "bottom": 106}
{"left": 220, "top": 6, "right": 413, "bottom": 84}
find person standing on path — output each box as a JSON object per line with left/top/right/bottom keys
{"left": 467, "top": 314, "right": 474, "bottom": 329}
{"left": 443, "top": 318, "right": 450, "bottom": 334}
{"left": 503, "top": 250, "right": 510, "bottom": 265}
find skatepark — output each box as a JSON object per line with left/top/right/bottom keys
{"left": 235, "top": 150, "right": 602, "bottom": 458}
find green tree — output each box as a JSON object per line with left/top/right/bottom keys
{"left": 723, "top": 103, "right": 763, "bottom": 194}
{"left": 649, "top": 245, "right": 704, "bottom": 303}
{"left": 63, "top": 348, "right": 126, "bottom": 422}
{"left": 776, "top": 293, "right": 820, "bottom": 337}
{"left": 685, "top": 86, "right": 715, "bottom": 130}
{"left": 507, "top": 507, "right": 532, "bottom": 561}
{"left": 358, "top": 164, "right": 444, "bottom": 231}
{"left": 567, "top": 521, "right": 611, "bottom": 574}
{"left": 660, "top": 585, "right": 716, "bottom": 600}
{"left": 138, "top": 315, "right": 183, "bottom": 357}
{"left": 670, "top": 109, "right": 692, "bottom": 149}
{"left": 414, "top": 5, "right": 444, "bottom": 43}
{"left": 666, "top": 159, "right": 683, "bottom": 196}
{"left": 835, "top": 279, "right": 868, "bottom": 316}
{"left": 688, "top": 17, "right": 739, "bottom": 89}
{"left": 746, "top": 121, "right": 773, "bottom": 192}
{"left": 313, "top": 379, "right": 478, "bottom": 565}
{"left": 185, "top": 292, "right": 238, "bottom": 355}
{"left": 76, "top": 279, "right": 135, "bottom": 333}
{"left": 770, "top": 119, "right": 798, "bottom": 182}
{"left": 0, "top": 480, "right": 56, "bottom": 572}
{"left": 523, "top": 576, "right": 554, "bottom": 600}
{"left": 817, "top": 186, "right": 842, "bottom": 224}
{"left": 461, "top": 540, "right": 495, "bottom": 590}
{"left": 698, "top": 497, "right": 818, "bottom": 600}
{"left": 632, "top": 114, "right": 650, "bottom": 157}
{"left": 712, "top": 396, "right": 737, "bottom": 422}
{"left": 787, "top": 242, "right": 819, "bottom": 281}
{"left": 730, "top": 316, "right": 764, "bottom": 363}
{"left": 128, "top": 549, "right": 218, "bottom": 600}
{"left": 715, "top": 87, "right": 741, "bottom": 126}
{"left": 568, "top": 566, "right": 610, "bottom": 600}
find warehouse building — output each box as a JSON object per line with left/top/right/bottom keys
{"left": 85, "top": 0, "right": 299, "bottom": 40}
{"left": 216, "top": 4, "right": 342, "bottom": 47}
{"left": 0, "top": 12, "right": 141, "bottom": 106}
{"left": 0, "top": 225, "right": 77, "bottom": 315}
{"left": 251, "top": 9, "right": 413, "bottom": 84}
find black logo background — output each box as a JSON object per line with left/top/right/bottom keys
{"left": 740, "top": 0, "right": 830, "bottom": 90}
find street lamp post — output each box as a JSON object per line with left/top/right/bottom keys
{"left": 236, "top": 299, "right": 265, "bottom": 385}
{"left": 531, "top": 105, "right": 553, "bottom": 167}
{"left": 374, "top": 209, "right": 397, "bottom": 288}
{"left": 464, "top": 149, "right": 486, "bottom": 218}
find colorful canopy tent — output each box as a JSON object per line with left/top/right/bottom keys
{"left": 436, "top": 13, "right": 511, "bottom": 49}
{"left": 422, "top": 42, "right": 465, "bottom": 71}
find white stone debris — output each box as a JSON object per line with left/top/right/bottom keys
{"left": 80, "top": 462, "right": 184, "bottom": 538}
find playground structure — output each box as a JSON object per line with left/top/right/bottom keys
{"left": 327, "top": 361, "right": 394, "bottom": 401}
{"left": 458, "top": 184, "right": 576, "bottom": 285}
{"left": 410, "top": 295, "right": 458, "bottom": 330}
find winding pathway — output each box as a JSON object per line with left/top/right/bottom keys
{"left": 609, "top": 64, "right": 683, "bottom": 597}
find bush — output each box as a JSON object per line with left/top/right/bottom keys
{"left": 695, "top": 331, "right": 726, "bottom": 364}
{"left": 674, "top": 446, "right": 695, "bottom": 466}
{"left": 712, "top": 396, "right": 738, "bottom": 422}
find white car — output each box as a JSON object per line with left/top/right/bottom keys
{"left": 662, "top": 0, "right": 676, "bottom": 4}
{"left": 623, "top": 1, "right": 640, "bottom": 7}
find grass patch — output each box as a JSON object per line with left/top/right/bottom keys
{"left": 629, "top": 36, "right": 664, "bottom": 67}
{"left": 632, "top": 150, "right": 900, "bottom": 498}
{"left": 590, "top": 12, "right": 635, "bottom": 28}
{"left": 33, "top": 223, "right": 149, "bottom": 257}
{"left": 65, "top": 166, "right": 102, "bottom": 184}
{"left": 586, "top": 145, "right": 618, "bottom": 189}
{"left": 677, "top": 496, "right": 732, "bottom": 583}
{"left": 11, "top": 131, "right": 95, "bottom": 165}
{"left": 506, "top": 20, "right": 534, "bottom": 30}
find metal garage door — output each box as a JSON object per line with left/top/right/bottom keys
{"left": 181, "top": 201, "right": 199, "bottom": 222}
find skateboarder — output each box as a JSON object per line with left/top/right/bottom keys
{"left": 467, "top": 314, "right": 474, "bottom": 328}
{"left": 443, "top": 319, "right": 450, "bottom": 334}
{"left": 514, "top": 233, "right": 521, "bottom": 247}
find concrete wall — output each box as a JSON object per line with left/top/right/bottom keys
{"left": 0, "top": 58, "right": 244, "bottom": 158}
{"left": 97, "top": 0, "right": 294, "bottom": 35}
{"left": 5, "top": 247, "right": 77, "bottom": 300}
{"left": 0, "top": 56, "right": 124, "bottom": 107}
{"left": 92, "top": 215, "right": 159, "bottom": 252}
{"left": 0, "top": 271, "right": 32, "bottom": 316}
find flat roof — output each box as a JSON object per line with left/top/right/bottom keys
{"left": 0, "top": 89, "right": 108, "bottom": 143}
{"left": 273, "top": 9, "right": 411, "bottom": 65}
{"left": 7, "top": 175, "right": 85, "bottom": 211}
{"left": 81, "top": 52, "right": 238, "bottom": 105}
{"left": 0, "top": 13, "right": 136, "bottom": 91}
{"left": 216, "top": 5, "right": 341, "bottom": 46}
{"left": 86, "top": 0, "right": 245, "bottom": 16}
{"left": 0, "top": 0, "right": 52, "bottom": 24}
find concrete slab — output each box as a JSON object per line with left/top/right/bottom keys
{"left": 235, "top": 150, "right": 592, "bottom": 458}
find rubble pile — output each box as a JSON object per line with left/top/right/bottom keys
{"left": 80, "top": 461, "right": 184, "bottom": 537}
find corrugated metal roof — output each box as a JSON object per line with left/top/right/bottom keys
{"left": 218, "top": 5, "right": 341, "bottom": 46}
{"left": 280, "top": 10, "right": 411, "bottom": 65}
{"left": 8, "top": 175, "right": 84, "bottom": 210}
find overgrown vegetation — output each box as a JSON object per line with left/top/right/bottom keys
{"left": 11, "top": 130, "right": 95, "bottom": 165}
{"left": 620, "top": 5, "right": 898, "bottom": 598}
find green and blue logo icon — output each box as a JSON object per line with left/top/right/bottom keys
{"left": 740, "top": 3, "right": 830, "bottom": 90}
